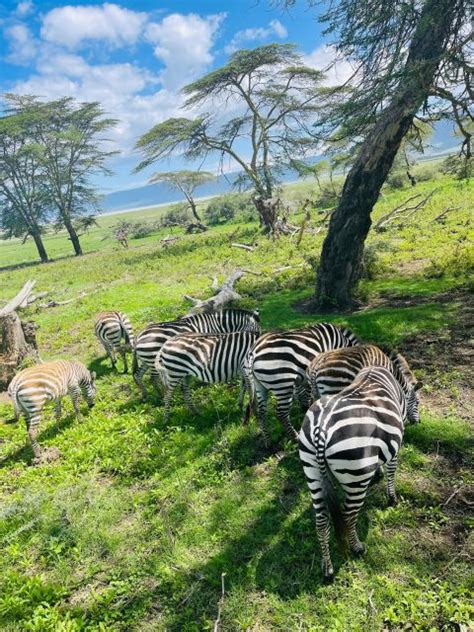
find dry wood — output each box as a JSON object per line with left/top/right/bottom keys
{"left": 0, "top": 280, "right": 36, "bottom": 316}
{"left": 432, "top": 206, "right": 461, "bottom": 222}
{"left": 184, "top": 270, "right": 245, "bottom": 314}
{"left": 231, "top": 242, "right": 254, "bottom": 252}
{"left": 374, "top": 190, "right": 437, "bottom": 232}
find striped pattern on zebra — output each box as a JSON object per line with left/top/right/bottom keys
{"left": 245, "top": 323, "right": 359, "bottom": 445}
{"left": 8, "top": 360, "right": 96, "bottom": 465}
{"left": 133, "top": 308, "right": 260, "bottom": 400}
{"left": 298, "top": 365, "right": 422, "bottom": 580}
{"left": 156, "top": 331, "right": 260, "bottom": 422}
{"left": 95, "top": 311, "right": 134, "bottom": 373}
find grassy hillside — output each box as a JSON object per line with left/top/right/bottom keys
{"left": 0, "top": 174, "right": 473, "bottom": 631}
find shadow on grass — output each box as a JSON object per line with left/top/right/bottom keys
{"left": 0, "top": 412, "right": 77, "bottom": 468}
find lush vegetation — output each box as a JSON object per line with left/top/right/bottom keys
{"left": 0, "top": 172, "right": 473, "bottom": 630}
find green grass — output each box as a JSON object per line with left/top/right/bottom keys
{"left": 0, "top": 173, "right": 473, "bottom": 630}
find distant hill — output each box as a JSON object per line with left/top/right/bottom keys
{"left": 101, "top": 121, "right": 458, "bottom": 214}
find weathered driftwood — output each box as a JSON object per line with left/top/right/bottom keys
{"left": 0, "top": 281, "right": 40, "bottom": 391}
{"left": 184, "top": 270, "right": 245, "bottom": 314}
{"left": 431, "top": 206, "right": 461, "bottom": 223}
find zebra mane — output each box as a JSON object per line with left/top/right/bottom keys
{"left": 389, "top": 350, "right": 417, "bottom": 392}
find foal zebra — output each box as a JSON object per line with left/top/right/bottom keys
{"left": 156, "top": 331, "right": 260, "bottom": 422}
{"left": 133, "top": 309, "right": 261, "bottom": 400}
{"left": 95, "top": 311, "right": 134, "bottom": 373}
{"left": 298, "top": 365, "right": 421, "bottom": 580}
{"left": 307, "top": 344, "right": 408, "bottom": 399}
{"left": 245, "top": 323, "right": 359, "bottom": 445}
{"left": 8, "top": 360, "right": 96, "bottom": 465}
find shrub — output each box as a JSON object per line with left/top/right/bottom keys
{"left": 204, "top": 193, "right": 254, "bottom": 225}
{"left": 160, "top": 204, "right": 190, "bottom": 227}
{"left": 424, "top": 243, "right": 474, "bottom": 278}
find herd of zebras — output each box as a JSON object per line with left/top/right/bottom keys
{"left": 7, "top": 307, "right": 422, "bottom": 580}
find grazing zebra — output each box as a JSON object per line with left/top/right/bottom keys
{"left": 8, "top": 360, "right": 96, "bottom": 465}
{"left": 307, "top": 344, "right": 395, "bottom": 399}
{"left": 95, "top": 311, "right": 134, "bottom": 373}
{"left": 156, "top": 331, "right": 260, "bottom": 422}
{"left": 133, "top": 309, "right": 261, "bottom": 400}
{"left": 245, "top": 323, "right": 359, "bottom": 445}
{"left": 298, "top": 365, "right": 422, "bottom": 580}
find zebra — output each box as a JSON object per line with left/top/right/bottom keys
{"left": 133, "top": 309, "right": 261, "bottom": 400}
{"left": 298, "top": 365, "right": 422, "bottom": 581}
{"left": 306, "top": 344, "right": 411, "bottom": 399}
{"left": 245, "top": 323, "right": 359, "bottom": 446}
{"left": 7, "top": 360, "right": 96, "bottom": 465}
{"left": 95, "top": 311, "right": 134, "bottom": 373}
{"left": 156, "top": 331, "right": 260, "bottom": 423}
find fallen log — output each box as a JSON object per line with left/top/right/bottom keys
{"left": 374, "top": 190, "right": 437, "bottom": 232}
{"left": 184, "top": 270, "right": 245, "bottom": 314}
{"left": 231, "top": 243, "right": 254, "bottom": 252}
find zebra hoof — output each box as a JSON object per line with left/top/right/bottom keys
{"left": 322, "top": 566, "right": 335, "bottom": 583}
{"left": 351, "top": 542, "right": 367, "bottom": 557}
{"left": 388, "top": 494, "right": 398, "bottom": 507}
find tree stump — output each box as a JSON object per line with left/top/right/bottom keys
{"left": 0, "top": 281, "right": 40, "bottom": 391}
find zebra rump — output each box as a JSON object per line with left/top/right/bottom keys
{"left": 298, "top": 365, "right": 420, "bottom": 580}
{"left": 133, "top": 308, "right": 260, "bottom": 400}
{"left": 95, "top": 311, "right": 134, "bottom": 372}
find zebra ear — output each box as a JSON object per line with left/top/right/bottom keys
{"left": 414, "top": 381, "right": 423, "bottom": 391}
{"left": 253, "top": 309, "right": 260, "bottom": 321}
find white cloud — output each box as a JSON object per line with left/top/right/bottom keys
{"left": 16, "top": 1, "right": 34, "bottom": 16}
{"left": 12, "top": 54, "right": 182, "bottom": 151}
{"left": 225, "top": 19, "right": 288, "bottom": 54}
{"left": 41, "top": 3, "right": 147, "bottom": 49}
{"left": 145, "top": 13, "right": 225, "bottom": 90}
{"left": 303, "top": 45, "right": 354, "bottom": 86}
{"left": 5, "top": 23, "right": 37, "bottom": 64}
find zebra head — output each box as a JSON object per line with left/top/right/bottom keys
{"left": 406, "top": 381, "right": 423, "bottom": 423}
{"left": 82, "top": 370, "right": 97, "bottom": 408}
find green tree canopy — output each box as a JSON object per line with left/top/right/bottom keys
{"left": 150, "top": 170, "right": 216, "bottom": 225}
{"left": 136, "top": 44, "right": 326, "bottom": 232}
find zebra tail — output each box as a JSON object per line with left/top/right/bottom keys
{"left": 154, "top": 352, "right": 169, "bottom": 389}
{"left": 242, "top": 356, "right": 257, "bottom": 417}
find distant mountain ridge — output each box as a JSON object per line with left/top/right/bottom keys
{"left": 101, "top": 122, "right": 457, "bottom": 214}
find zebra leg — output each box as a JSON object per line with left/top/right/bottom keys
{"left": 276, "top": 393, "right": 298, "bottom": 440}
{"left": 69, "top": 387, "right": 83, "bottom": 422}
{"left": 55, "top": 399, "right": 62, "bottom": 421}
{"left": 26, "top": 414, "right": 42, "bottom": 465}
{"left": 386, "top": 457, "right": 398, "bottom": 506}
{"left": 182, "top": 377, "right": 197, "bottom": 414}
{"left": 133, "top": 364, "right": 149, "bottom": 401}
{"left": 162, "top": 384, "right": 175, "bottom": 424}
{"left": 237, "top": 377, "right": 245, "bottom": 411}
{"left": 121, "top": 348, "right": 128, "bottom": 374}
{"left": 341, "top": 482, "right": 370, "bottom": 556}
{"left": 151, "top": 373, "right": 162, "bottom": 396}
{"left": 254, "top": 383, "right": 271, "bottom": 448}
{"left": 299, "top": 433, "right": 334, "bottom": 581}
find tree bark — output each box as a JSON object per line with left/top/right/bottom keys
{"left": 253, "top": 197, "right": 279, "bottom": 235}
{"left": 64, "top": 218, "right": 83, "bottom": 256}
{"left": 31, "top": 230, "right": 49, "bottom": 263}
{"left": 0, "top": 313, "right": 39, "bottom": 390}
{"left": 314, "top": 0, "right": 459, "bottom": 310}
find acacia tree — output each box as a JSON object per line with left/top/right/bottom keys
{"left": 149, "top": 170, "right": 215, "bottom": 229}
{"left": 0, "top": 96, "right": 50, "bottom": 262}
{"left": 135, "top": 44, "right": 325, "bottom": 233}
{"left": 285, "top": 0, "right": 472, "bottom": 309}
{"left": 36, "top": 97, "right": 118, "bottom": 256}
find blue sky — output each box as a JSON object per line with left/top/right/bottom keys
{"left": 0, "top": 1, "right": 344, "bottom": 192}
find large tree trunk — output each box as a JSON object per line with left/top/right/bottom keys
{"left": 31, "top": 230, "right": 49, "bottom": 263}
{"left": 64, "top": 219, "right": 83, "bottom": 256}
{"left": 253, "top": 197, "right": 279, "bottom": 235}
{"left": 314, "top": 0, "right": 459, "bottom": 310}
{"left": 189, "top": 200, "right": 207, "bottom": 231}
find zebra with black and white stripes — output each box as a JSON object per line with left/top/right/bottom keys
{"left": 306, "top": 344, "right": 409, "bottom": 399}
{"left": 245, "top": 323, "right": 360, "bottom": 445}
{"left": 8, "top": 360, "right": 96, "bottom": 465}
{"left": 95, "top": 311, "right": 134, "bottom": 373}
{"left": 156, "top": 331, "right": 260, "bottom": 422}
{"left": 133, "top": 309, "right": 261, "bottom": 400}
{"left": 298, "top": 365, "right": 422, "bottom": 580}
